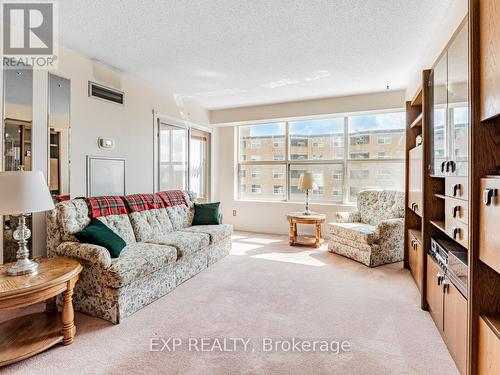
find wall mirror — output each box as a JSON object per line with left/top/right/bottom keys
{"left": 48, "top": 73, "right": 71, "bottom": 201}
{"left": 2, "top": 66, "right": 34, "bottom": 262}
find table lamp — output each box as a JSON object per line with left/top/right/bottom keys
{"left": 297, "top": 172, "right": 318, "bottom": 215}
{"left": 0, "top": 170, "right": 55, "bottom": 276}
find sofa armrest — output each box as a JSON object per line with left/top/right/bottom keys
{"left": 377, "top": 218, "right": 404, "bottom": 245}
{"left": 335, "top": 211, "right": 361, "bottom": 223}
{"left": 55, "top": 242, "right": 112, "bottom": 268}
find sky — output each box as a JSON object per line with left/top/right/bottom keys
{"left": 247, "top": 112, "right": 406, "bottom": 136}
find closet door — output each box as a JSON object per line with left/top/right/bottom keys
{"left": 431, "top": 53, "right": 448, "bottom": 176}
{"left": 447, "top": 23, "right": 469, "bottom": 177}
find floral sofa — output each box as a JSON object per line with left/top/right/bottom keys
{"left": 46, "top": 190, "right": 232, "bottom": 324}
{"left": 328, "top": 190, "right": 404, "bottom": 267}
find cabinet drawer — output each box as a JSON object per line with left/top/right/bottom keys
{"left": 445, "top": 176, "right": 468, "bottom": 201}
{"left": 478, "top": 315, "right": 500, "bottom": 375}
{"left": 408, "top": 232, "right": 422, "bottom": 291}
{"left": 445, "top": 197, "right": 468, "bottom": 225}
{"left": 479, "top": 177, "right": 500, "bottom": 274}
{"left": 445, "top": 217, "right": 468, "bottom": 249}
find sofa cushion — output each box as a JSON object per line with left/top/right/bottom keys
{"left": 357, "top": 190, "right": 404, "bottom": 226}
{"left": 166, "top": 205, "right": 194, "bottom": 230}
{"left": 96, "top": 215, "right": 136, "bottom": 244}
{"left": 155, "top": 231, "right": 209, "bottom": 258}
{"left": 128, "top": 208, "right": 174, "bottom": 242}
{"left": 193, "top": 202, "right": 221, "bottom": 225}
{"left": 104, "top": 242, "right": 177, "bottom": 288}
{"left": 329, "top": 222, "right": 379, "bottom": 245}
{"left": 180, "top": 224, "right": 233, "bottom": 244}
{"left": 74, "top": 218, "right": 126, "bottom": 258}
{"left": 56, "top": 199, "right": 91, "bottom": 241}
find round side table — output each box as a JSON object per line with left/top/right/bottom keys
{"left": 0, "top": 257, "right": 82, "bottom": 366}
{"left": 287, "top": 212, "right": 326, "bottom": 248}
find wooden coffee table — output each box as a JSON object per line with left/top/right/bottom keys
{"left": 287, "top": 212, "right": 326, "bottom": 248}
{"left": 0, "top": 257, "right": 82, "bottom": 366}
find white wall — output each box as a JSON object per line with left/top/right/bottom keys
{"left": 215, "top": 90, "right": 406, "bottom": 236}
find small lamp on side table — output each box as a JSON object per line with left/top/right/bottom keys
{"left": 0, "top": 170, "right": 55, "bottom": 276}
{"left": 297, "top": 172, "right": 318, "bottom": 215}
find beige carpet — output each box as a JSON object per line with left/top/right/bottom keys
{"left": 2, "top": 231, "right": 458, "bottom": 375}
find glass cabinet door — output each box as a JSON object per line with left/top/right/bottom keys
{"left": 447, "top": 23, "right": 469, "bottom": 176}
{"left": 431, "top": 52, "right": 448, "bottom": 176}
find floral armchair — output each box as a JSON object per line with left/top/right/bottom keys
{"left": 328, "top": 190, "right": 405, "bottom": 267}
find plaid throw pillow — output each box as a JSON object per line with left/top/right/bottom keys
{"left": 122, "top": 194, "right": 165, "bottom": 212}
{"left": 86, "top": 196, "right": 128, "bottom": 218}
{"left": 155, "top": 190, "right": 187, "bottom": 207}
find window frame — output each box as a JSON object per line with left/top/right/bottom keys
{"left": 237, "top": 110, "right": 404, "bottom": 204}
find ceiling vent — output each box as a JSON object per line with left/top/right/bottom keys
{"left": 88, "top": 81, "right": 124, "bottom": 105}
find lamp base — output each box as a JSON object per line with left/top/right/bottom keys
{"left": 7, "top": 258, "right": 39, "bottom": 276}
{"left": 302, "top": 209, "right": 313, "bottom": 215}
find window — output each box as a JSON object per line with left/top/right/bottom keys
{"left": 378, "top": 134, "right": 392, "bottom": 145}
{"left": 350, "top": 170, "right": 369, "bottom": 179}
{"left": 159, "top": 123, "right": 188, "bottom": 191}
{"left": 251, "top": 169, "right": 261, "bottom": 178}
{"left": 273, "top": 185, "right": 284, "bottom": 195}
{"left": 189, "top": 129, "right": 210, "bottom": 201}
{"left": 237, "top": 111, "right": 405, "bottom": 204}
{"left": 350, "top": 152, "right": 369, "bottom": 159}
{"left": 273, "top": 170, "right": 284, "bottom": 179}
{"left": 251, "top": 140, "right": 261, "bottom": 149}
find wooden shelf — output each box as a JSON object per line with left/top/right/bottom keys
{"left": 435, "top": 194, "right": 446, "bottom": 199}
{"left": 430, "top": 219, "right": 446, "bottom": 233}
{"left": 410, "top": 113, "right": 423, "bottom": 128}
{"left": 430, "top": 174, "right": 446, "bottom": 179}
{"left": 0, "top": 312, "right": 63, "bottom": 366}
{"left": 411, "top": 88, "right": 423, "bottom": 106}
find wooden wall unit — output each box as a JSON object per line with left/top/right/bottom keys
{"left": 469, "top": 1, "right": 500, "bottom": 374}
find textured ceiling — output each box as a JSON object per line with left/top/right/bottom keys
{"left": 58, "top": 0, "right": 454, "bottom": 110}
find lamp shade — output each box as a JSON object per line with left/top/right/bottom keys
{"left": 0, "top": 171, "right": 55, "bottom": 215}
{"left": 297, "top": 172, "right": 318, "bottom": 191}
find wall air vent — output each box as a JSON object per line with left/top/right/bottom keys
{"left": 88, "top": 81, "right": 124, "bottom": 105}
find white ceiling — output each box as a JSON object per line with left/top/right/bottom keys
{"left": 58, "top": 0, "right": 454, "bottom": 110}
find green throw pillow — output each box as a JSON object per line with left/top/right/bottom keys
{"left": 193, "top": 202, "right": 221, "bottom": 225}
{"left": 74, "top": 218, "right": 126, "bottom": 258}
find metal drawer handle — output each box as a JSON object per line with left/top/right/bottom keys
{"left": 452, "top": 205, "right": 461, "bottom": 218}
{"left": 442, "top": 280, "right": 450, "bottom": 293}
{"left": 452, "top": 183, "right": 461, "bottom": 197}
{"left": 452, "top": 227, "right": 461, "bottom": 240}
{"left": 441, "top": 161, "right": 447, "bottom": 173}
{"left": 483, "top": 188, "right": 498, "bottom": 206}
{"left": 436, "top": 273, "right": 444, "bottom": 286}
{"left": 447, "top": 160, "right": 456, "bottom": 173}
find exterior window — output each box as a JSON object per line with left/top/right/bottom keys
{"left": 237, "top": 111, "right": 405, "bottom": 204}
{"left": 273, "top": 185, "right": 284, "bottom": 195}
{"left": 378, "top": 134, "right": 392, "bottom": 145}
{"left": 290, "top": 154, "right": 308, "bottom": 160}
{"left": 350, "top": 170, "right": 369, "bottom": 179}
{"left": 350, "top": 152, "right": 369, "bottom": 159}
{"left": 350, "top": 135, "right": 370, "bottom": 145}
{"left": 251, "top": 140, "right": 261, "bottom": 149}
